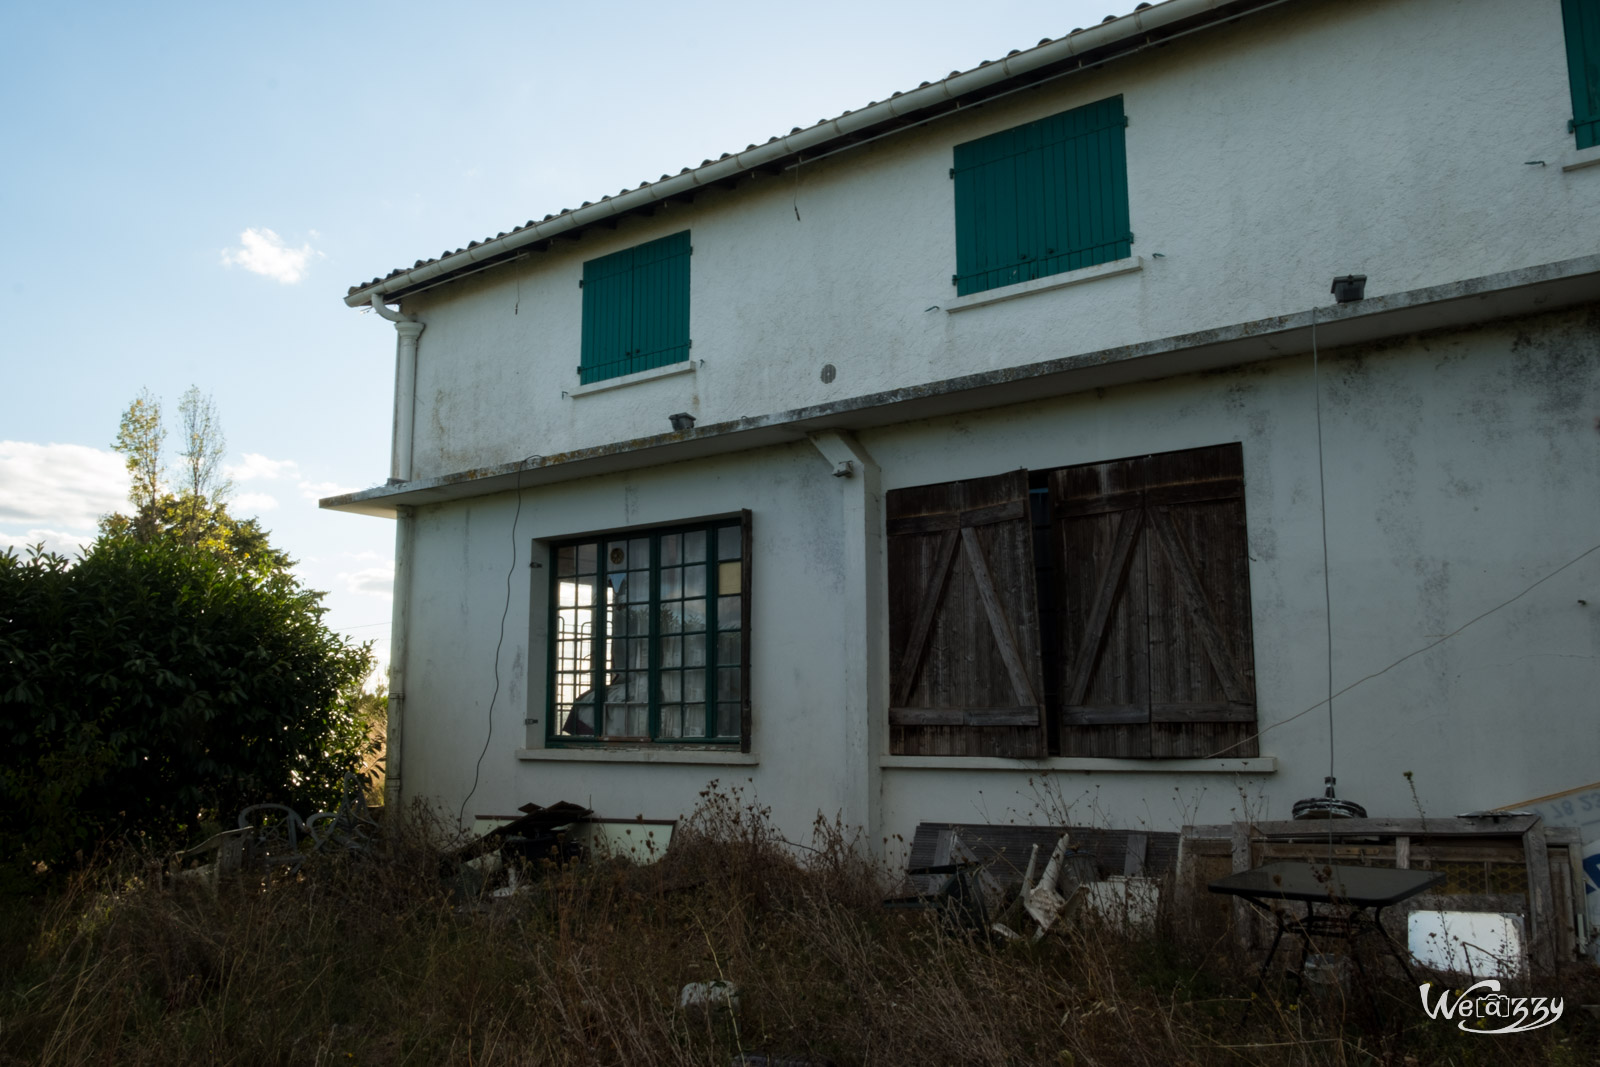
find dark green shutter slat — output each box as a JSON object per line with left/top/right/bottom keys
{"left": 952, "top": 95, "right": 1131, "bottom": 297}
{"left": 1565, "top": 0, "right": 1600, "bottom": 150}
{"left": 580, "top": 231, "right": 690, "bottom": 384}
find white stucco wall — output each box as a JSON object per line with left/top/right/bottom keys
{"left": 394, "top": 0, "right": 1599, "bottom": 481}
{"left": 395, "top": 307, "right": 1600, "bottom": 848}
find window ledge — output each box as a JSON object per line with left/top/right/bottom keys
{"left": 568, "top": 359, "right": 696, "bottom": 398}
{"left": 879, "top": 754, "right": 1275, "bottom": 774}
{"left": 517, "top": 746, "right": 757, "bottom": 765}
{"left": 1561, "top": 145, "right": 1600, "bottom": 173}
{"left": 945, "top": 256, "right": 1143, "bottom": 315}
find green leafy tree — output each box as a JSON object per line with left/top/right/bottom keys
{"left": 111, "top": 388, "right": 165, "bottom": 541}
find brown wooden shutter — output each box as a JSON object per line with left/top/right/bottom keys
{"left": 887, "top": 470, "right": 1046, "bottom": 757}
{"left": 1053, "top": 444, "right": 1257, "bottom": 758}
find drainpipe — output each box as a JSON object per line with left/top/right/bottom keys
{"left": 368, "top": 295, "right": 423, "bottom": 815}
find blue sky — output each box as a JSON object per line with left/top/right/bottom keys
{"left": 0, "top": 0, "right": 1116, "bottom": 675}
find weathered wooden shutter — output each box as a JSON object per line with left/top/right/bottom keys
{"left": 630, "top": 230, "right": 692, "bottom": 374}
{"left": 887, "top": 470, "right": 1046, "bottom": 757}
{"left": 1053, "top": 444, "right": 1257, "bottom": 758}
{"left": 1564, "top": 0, "right": 1600, "bottom": 150}
{"left": 952, "top": 95, "right": 1131, "bottom": 297}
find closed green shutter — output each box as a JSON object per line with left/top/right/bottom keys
{"left": 580, "top": 231, "right": 691, "bottom": 384}
{"left": 952, "top": 96, "right": 1131, "bottom": 297}
{"left": 1564, "top": 0, "right": 1600, "bottom": 149}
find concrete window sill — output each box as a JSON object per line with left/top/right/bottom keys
{"left": 879, "top": 754, "right": 1275, "bottom": 774}
{"left": 1561, "top": 145, "right": 1600, "bottom": 173}
{"left": 517, "top": 746, "right": 757, "bottom": 765}
{"left": 944, "top": 255, "right": 1143, "bottom": 314}
{"left": 568, "top": 359, "right": 696, "bottom": 398}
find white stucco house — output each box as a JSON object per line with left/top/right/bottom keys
{"left": 324, "top": 0, "right": 1600, "bottom": 857}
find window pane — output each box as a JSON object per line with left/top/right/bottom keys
{"left": 716, "top": 703, "right": 740, "bottom": 737}
{"left": 606, "top": 542, "right": 628, "bottom": 570}
{"left": 717, "top": 631, "right": 741, "bottom": 665}
{"left": 627, "top": 703, "right": 648, "bottom": 737}
{"left": 683, "top": 598, "right": 706, "bottom": 630}
{"left": 684, "top": 564, "right": 706, "bottom": 598}
{"left": 564, "top": 694, "right": 596, "bottom": 736}
{"left": 685, "top": 529, "right": 706, "bottom": 561}
{"left": 556, "top": 545, "right": 577, "bottom": 577}
{"left": 718, "top": 525, "right": 740, "bottom": 561}
{"left": 604, "top": 703, "right": 628, "bottom": 735}
{"left": 684, "top": 633, "right": 705, "bottom": 668}
{"left": 660, "top": 533, "right": 681, "bottom": 566}
{"left": 627, "top": 605, "right": 651, "bottom": 638}
{"left": 628, "top": 638, "right": 650, "bottom": 670}
{"left": 684, "top": 670, "right": 705, "bottom": 701}
{"left": 661, "top": 566, "right": 682, "bottom": 599}
{"left": 576, "top": 542, "right": 596, "bottom": 573}
{"left": 718, "top": 667, "right": 741, "bottom": 701}
{"left": 662, "top": 636, "right": 682, "bottom": 668}
{"left": 627, "top": 570, "right": 649, "bottom": 603}
{"left": 684, "top": 704, "right": 706, "bottom": 738}
{"left": 717, "top": 595, "right": 741, "bottom": 630}
{"left": 659, "top": 670, "right": 681, "bottom": 702}
{"left": 659, "top": 705, "right": 682, "bottom": 738}
{"left": 660, "top": 602, "right": 683, "bottom": 634}
{"left": 628, "top": 537, "right": 649, "bottom": 567}
{"left": 717, "top": 560, "right": 740, "bottom": 594}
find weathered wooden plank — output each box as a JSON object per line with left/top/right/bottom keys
{"left": 961, "top": 525, "right": 1040, "bottom": 709}
{"left": 1394, "top": 835, "right": 1410, "bottom": 870}
{"left": 1064, "top": 507, "right": 1144, "bottom": 707}
{"left": 890, "top": 527, "right": 959, "bottom": 708}
{"left": 1061, "top": 704, "right": 1148, "bottom": 725}
{"left": 1149, "top": 702, "right": 1256, "bottom": 723}
{"left": 1147, "top": 505, "right": 1248, "bottom": 703}
{"left": 1248, "top": 816, "right": 1540, "bottom": 838}
{"left": 888, "top": 706, "right": 1042, "bottom": 727}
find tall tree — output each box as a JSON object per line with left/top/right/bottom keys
{"left": 176, "top": 386, "right": 229, "bottom": 545}
{"left": 110, "top": 389, "right": 165, "bottom": 540}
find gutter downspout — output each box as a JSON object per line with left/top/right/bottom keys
{"left": 369, "top": 294, "right": 423, "bottom": 815}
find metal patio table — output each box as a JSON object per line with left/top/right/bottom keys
{"left": 1209, "top": 860, "right": 1444, "bottom": 1014}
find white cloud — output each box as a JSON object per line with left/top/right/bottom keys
{"left": 300, "top": 479, "right": 357, "bottom": 501}
{"left": 220, "top": 227, "right": 322, "bottom": 284}
{"left": 0, "top": 441, "right": 127, "bottom": 529}
{"left": 0, "top": 528, "right": 97, "bottom": 558}
{"left": 232, "top": 491, "right": 280, "bottom": 513}
{"left": 342, "top": 565, "right": 394, "bottom": 599}
{"left": 226, "top": 452, "right": 301, "bottom": 483}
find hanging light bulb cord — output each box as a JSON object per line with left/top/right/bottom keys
{"left": 1311, "top": 309, "right": 1335, "bottom": 786}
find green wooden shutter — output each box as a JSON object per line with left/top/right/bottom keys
{"left": 1564, "top": 0, "right": 1600, "bottom": 149}
{"left": 630, "top": 231, "right": 692, "bottom": 374}
{"left": 580, "top": 231, "right": 691, "bottom": 384}
{"left": 580, "top": 245, "right": 636, "bottom": 384}
{"left": 952, "top": 95, "right": 1131, "bottom": 297}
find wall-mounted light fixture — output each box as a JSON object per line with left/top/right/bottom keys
{"left": 1331, "top": 275, "right": 1367, "bottom": 303}
{"left": 669, "top": 412, "right": 696, "bottom": 432}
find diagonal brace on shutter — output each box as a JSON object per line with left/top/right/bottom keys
{"left": 1146, "top": 506, "right": 1249, "bottom": 704}
{"left": 1065, "top": 507, "right": 1144, "bottom": 707}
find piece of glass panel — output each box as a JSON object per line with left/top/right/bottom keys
{"left": 718, "top": 561, "right": 740, "bottom": 594}
{"left": 717, "top": 632, "right": 741, "bottom": 665}
{"left": 718, "top": 525, "right": 740, "bottom": 561}
{"left": 609, "top": 605, "right": 629, "bottom": 637}
{"left": 628, "top": 570, "right": 648, "bottom": 603}
{"left": 718, "top": 667, "right": 741, "bottom": 701}
{"left": 685, "top": 529, "right": 706, "bottom": 562}
{"left": 556, "top": 545, "right": 577, "bottom": 577}
{"left": 717, "top": 703, "right": 741, "bottom": 737}
{"left": 659, "top": 705, "right": 682, "bottom": 738}
{"left": 627, "top": 703, "right": 648, "bottom": 737}
{"left": 629, "top": 537, "right": 649, "bottom": 567}
{"left": 684, "top": 564, "right": 706, "bottom": 598}
{"left": 559, "top": 576, "right": 594, "bottom": 608}
{"left": 606, "top": 542, "right": 628, "bottom": 571}
{"left": 632, "top": 672, "right": 652, "bottom": 702}
{"left": 660, "top": 602, "right": 683, "bottom": 634}
{"left": 627, "top": 605, "right": 651, "bottom": 637}
{"left": 684, "top": 704, "right": 706, "bottom": 737}
{"left": 658, "top": 670, "right": 681, "bottom": 702}
{"left": 576, "top": 543, "right": 596, "bottom": 574}
{"left": 660, "top": 533, "right": 681, "bottom": 566}
{"left": 684, "top": 669, "right": 705, "bottom": 701}
{"left": 607, "top": 571, "right": 628, "bottom": 601}
{"left": 683, "top": 598, "right": 706, "bottom": 630}
{"left": 604, "top": 704, "right": 628, "bottom": 736}
{"left": 564, "top": 694, "right": 596, "bottom": 736}
{"left": 684, "top": 633, "right": 705, "bottom": 668}
{"left": 661, "top": 566, "right": 682, "bottom": 600}
{"left": 717, "top": 595, "right": 741, "bottom": 630}
{"left": 628, "top": 638, "right": 650, "bottom": 670}
{"left": 662, "top": 635, "right": 682, "bottom": 668}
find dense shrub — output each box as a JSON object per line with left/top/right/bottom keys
{"left": 0, "top": 539, "right": 373, "bottom": 882}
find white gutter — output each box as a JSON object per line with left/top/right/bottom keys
{"left": 370, "top": 294, "right": 424, "bottom": 482}
{"left": 342, "top": 0, "right": 1269, "bottom": 308}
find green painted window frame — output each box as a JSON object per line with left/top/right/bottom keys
{"left": 579, "top": 231, "right": 691, "bottom": 385}
{"left": 1564, "top": 0, "right": 1600, "bottom": 149}
{"left": 951, "top": 95, "right": 1132, "bottom": 298}
{"left": 546, "top": 513, "right": 751, "bottom": 749}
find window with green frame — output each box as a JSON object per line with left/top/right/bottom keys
{"left": 548, "top": 513, "right": 749, "bottom": 747}
{"left": 951, "top": 95, "right": 1132, "bottom": 297}
{"left": 1564, "top": 0, "right": 1600, "bottom": 149}
{"left": 579, "top": 230, "right": 691, "bottom": 385}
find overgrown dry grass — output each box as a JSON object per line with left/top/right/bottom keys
{"left": 3, "top": 790, "right": 1596, "bottom": 1066}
